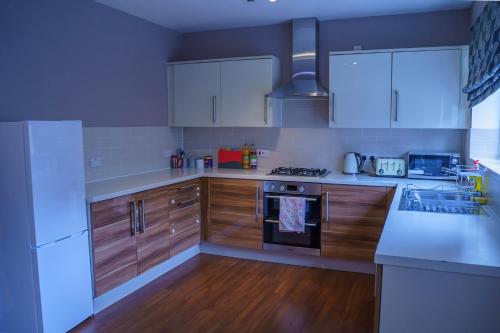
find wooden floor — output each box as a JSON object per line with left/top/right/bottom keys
{"left": 73, "top": 254, "right": 374, "bottom": 333}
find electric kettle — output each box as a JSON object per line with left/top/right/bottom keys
{"left": 343, "top": 152, "right": 362, "bottom": 174}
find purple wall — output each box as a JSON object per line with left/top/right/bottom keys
{"left": 178, "top": 9, "right": 471, "bottom": 87}
{"left": 0, "top": 0, "right": 180, "bottom": 126}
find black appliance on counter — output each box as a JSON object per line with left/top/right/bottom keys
{"left": 262, "top": 181, "right": 322, "bottom": 256}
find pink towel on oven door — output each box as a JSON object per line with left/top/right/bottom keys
{"left": 279, "top": 196, "right": 306, "bottom": 233}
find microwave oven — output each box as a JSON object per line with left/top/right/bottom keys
{"left": 407, "top": 152, "right": 460, "bottom": 180}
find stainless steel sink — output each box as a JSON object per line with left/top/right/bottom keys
{"left": 399, "top": 188, "right": 487, "bottom": 216}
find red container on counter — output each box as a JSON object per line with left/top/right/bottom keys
{"left": 218, "top": 149, "right": 243, "bottom": 169}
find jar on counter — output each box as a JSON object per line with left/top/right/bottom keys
{"left": 204, "top": 155, "right": 213, "bottom": 168}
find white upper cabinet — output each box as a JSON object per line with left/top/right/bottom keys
{"left": 391, "top": 49, "right": 463, "bottom": 128}
{"left": 168, "top": 56, "right": 281, "bottom": 127}
{"left": 220, "top": 58, "right": 280, "bottom": 127}
{"left": 328, "top": 46, "right": 468, "bottom": 129}
{"left": 171, "top": 62, "right": 221, "bottom": 127}
{"left": 329, "top": 53, "right": 392, "bottom": 128}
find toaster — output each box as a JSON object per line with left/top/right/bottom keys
{"left": 375, "top": 158, "right": 406, "bottom": 177}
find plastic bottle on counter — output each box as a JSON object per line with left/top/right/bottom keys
{"left": 242, "top": 144, "right": 250, "bottom": 169}
{"left": 250, "top": 144, "right": 257, "bottom": 169}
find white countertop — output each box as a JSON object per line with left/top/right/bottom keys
{"left": 85, "top": 168, "right": 500, "bottom": 278}
{"left": 86, "top": 168, "right": 403, "bottom": 203}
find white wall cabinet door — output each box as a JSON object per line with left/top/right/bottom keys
{"left": 391, "top": 49, "right": 462, "bottom": 128}
{"left": 220, "top": 59, "right": 276, "bottom": 127}
{"left": 329, "top": 53, "right": 392, "bottom": 128}
{"left": 172, "top": 62, "right": 220, "bottom": 127}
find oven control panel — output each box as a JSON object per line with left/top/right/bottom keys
{"left": 264, "top": 181, "right": 321, "bottom": 196}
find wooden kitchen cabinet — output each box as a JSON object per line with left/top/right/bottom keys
{"left": 90, "top": 186, "right": 171, "bottom": 296}
{"left": 321, "top": 184, "right": 390, "bottom": 262}
{"left": 90, "top": 194, "right": 138, "bottom": 297}
{"left": 135, "top": 186, "right": 171, "bottom": 275}
{"left": 207, "top": 178, "right": 263, "bottom": 249}
{"left": 168, "top": 179, "right": 201, "bottom": 256}
{"left": 168, "top": 56, "right": 281, "bottom": 127}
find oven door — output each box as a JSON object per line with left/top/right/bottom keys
{"left": 262, "top": 193, "right": 321, "bottom": 252}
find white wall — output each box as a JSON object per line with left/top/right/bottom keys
{"left": 470, "top": 1, "right": 487, "bottom": 26}
{"left": 184, "top": 127, "right": 466, "bottom": 172}
{"left": 83, "top": 127, "right": 182, "bottom": 182}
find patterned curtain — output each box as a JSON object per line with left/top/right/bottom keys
{"left": 463, "top": 2, "right": 499, "bottom": 107}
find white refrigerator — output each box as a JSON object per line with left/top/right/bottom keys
{"left": 0, "top": 121, "right": 93, "bottom": 333}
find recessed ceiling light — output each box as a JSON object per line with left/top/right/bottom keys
{"left": 269, "top": 0, "right": 277, "bottom": 2}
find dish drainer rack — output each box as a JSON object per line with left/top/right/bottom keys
{"left": 443, "top": 164, "right": 487, "bottom": 192}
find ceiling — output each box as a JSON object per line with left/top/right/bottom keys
{"left": 95, "top": 0, "right": 471, "bottom": 33}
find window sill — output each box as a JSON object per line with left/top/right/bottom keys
{"left": 472, "top": 157, "right": 500, "bottom": 176}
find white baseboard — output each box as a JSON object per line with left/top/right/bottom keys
{"left": 200, "top": 242, "right": 375, "bottom": 274}
{"left": 93, "top": 245, "right": 200, "bottom": 313}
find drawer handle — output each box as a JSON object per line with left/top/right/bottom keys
{"left": 178, "top": 184, "right": 196, "bottom": 191}
{"left": 178, "top": 198, "right": 197, "bottom": 206}
{"left": 264, "top": 219, "right": 317, "bottom": 227}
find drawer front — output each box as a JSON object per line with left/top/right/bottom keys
{"left": 169, "top": 203, "right": 201, "bottom": 256}
{"left": 169, "top": 203, "right": 201, "bottom": 231}
{"left": 170, "top": 224, "right": 200, "bottom": 257}
{"left": 168, "top": 179, "right": 200, "bottom": 213}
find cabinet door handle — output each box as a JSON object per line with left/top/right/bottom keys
{"left": 325, "top": 192, "right": 329, "bottom": 222}
{"left": 330, "top": 92, "right": 335, "bottom": 122}
{"left": 255, "top": 186, "right": 259, "bottom": 219}
{"left": 139, "top": 199, "right": 146, "bottom": 233}
{"left": 212, "top": 95, "right": 217, "bottom": 123}
{"left": 394, "top": 90, "right": 399, "bottom": 122}
{"left": 130, "top": 201, "right": 138, "bottom": 236}
{"left": 264, "top": 96, "right": 268, "bottom": 125}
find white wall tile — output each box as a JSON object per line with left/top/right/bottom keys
{"left": 83, "top": 127, "right": 182, "bottom": 182}
{"left": 184, "top": 127, "right": 466, "bottom": 172}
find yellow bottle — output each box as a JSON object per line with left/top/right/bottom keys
{"left": 242, "top": 144, "right": 250, "bottom": 169}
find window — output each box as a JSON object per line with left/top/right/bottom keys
{"left": 469, "top": 88, "right": 500, "bottom": 173}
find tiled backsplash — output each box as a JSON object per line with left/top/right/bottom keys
{"left": 83, "top": 127, "right": 182, "bottom": 182}
{"left": 184, "top": 128, "right": 467, "bottom": 172}
{"left": 83, "top": 126, "right": 466, "bottom": 181}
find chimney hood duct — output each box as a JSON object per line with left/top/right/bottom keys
{"left": 267, "top": 17, "right": 328, "bottom": 99}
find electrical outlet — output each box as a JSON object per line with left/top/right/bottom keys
{"left": 89, "top": 157, "right": 103, "bottom": 168}
{"left": 257, "top": 149, "right": 270, "bottom": 157}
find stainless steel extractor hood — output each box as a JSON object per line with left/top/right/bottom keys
{"left": 267, "top": 17, "right": 328, "bottom": 99}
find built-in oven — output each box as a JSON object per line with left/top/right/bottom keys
{"left": 263, "top": 181, "right": 322, "bottom": 256}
